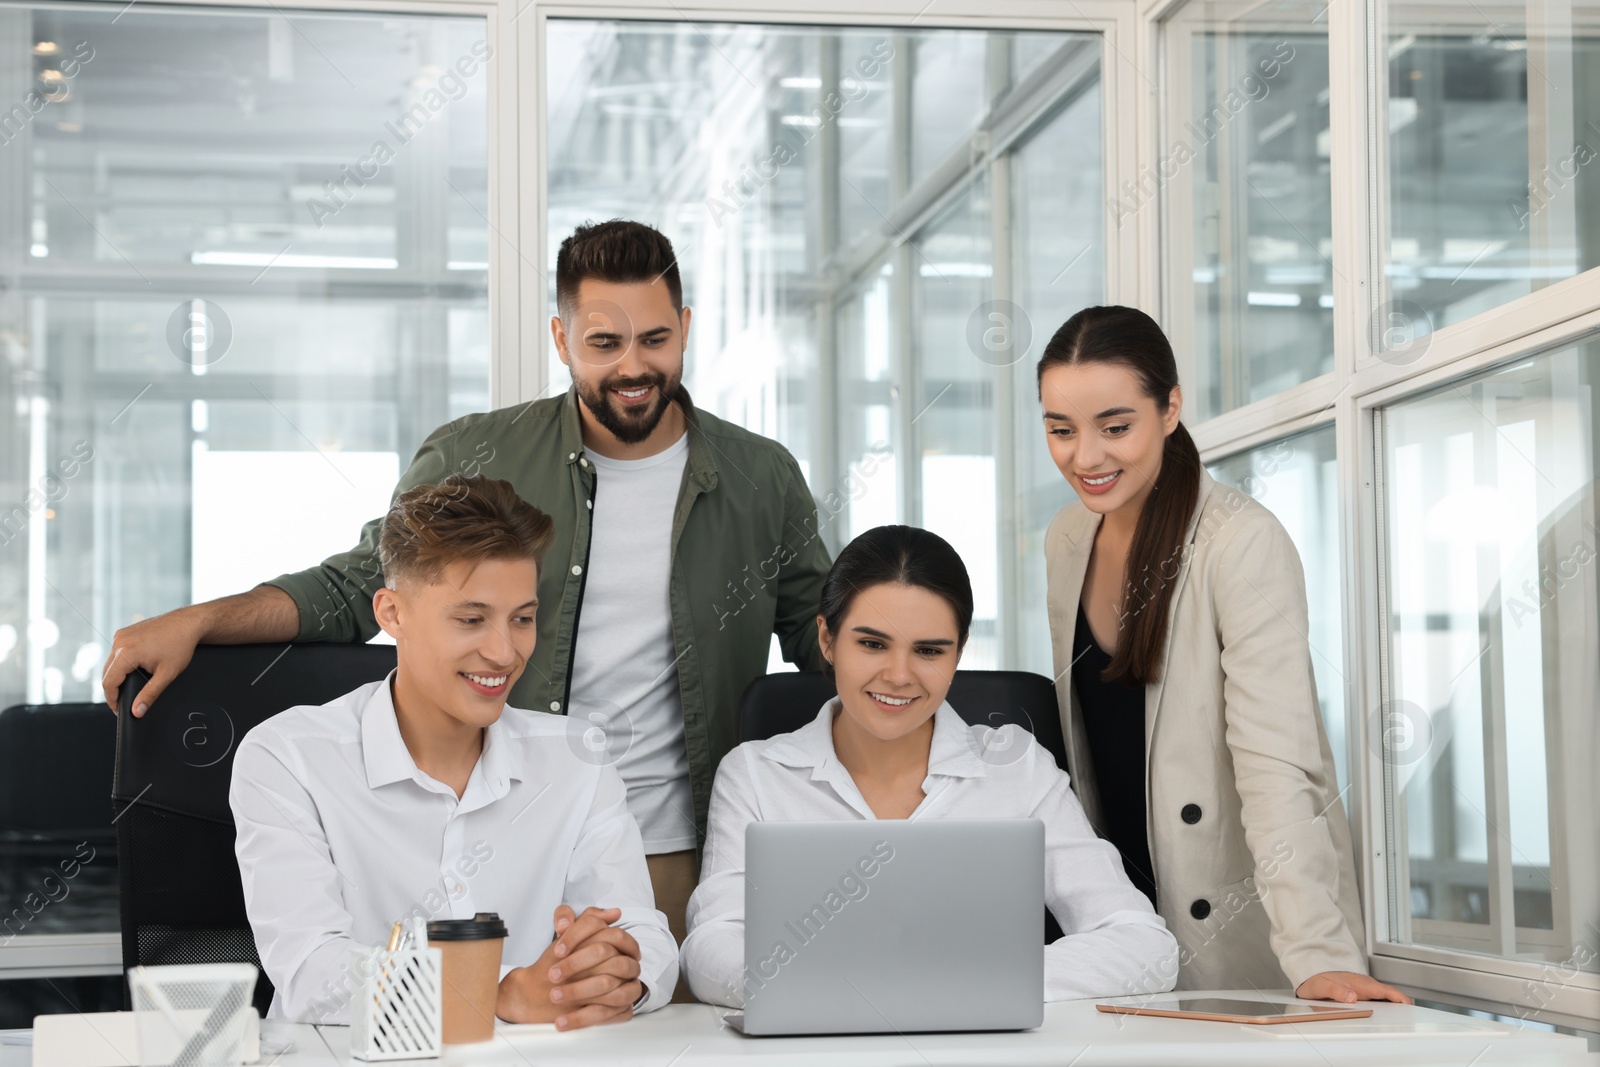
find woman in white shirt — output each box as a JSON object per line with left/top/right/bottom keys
{"left": 681, "top": 524, "right": 1179, "bottom": 1007}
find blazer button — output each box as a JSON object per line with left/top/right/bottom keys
{"left": 1181, "top": 803, "right": 1202, "bottom": 824}
{"left": 1190, "top": 899, "right": 1211, "bottom": 920}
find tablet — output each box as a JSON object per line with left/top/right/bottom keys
{"left": 1096, "top": 997, "right": 1374, "bottom": 1024}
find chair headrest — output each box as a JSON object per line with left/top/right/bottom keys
{"left": 737, "top": 670, "right": 1066, "bottom": 769}
{"left": 0, "top": 702, "right": 116, "bottom": 831}
{"left": 113, "top": 643, "right": 397, "bottom": 825}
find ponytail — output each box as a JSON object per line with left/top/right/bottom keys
{"left": 1107, "top": 421, "right": 1200, "bottom": 685}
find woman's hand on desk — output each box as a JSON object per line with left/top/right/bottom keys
{"left": 496, "top": 905, "right": 645, "bottom": 1030}
{"left": 1295, "top": 971, "right": 1413, "bottom": 1004}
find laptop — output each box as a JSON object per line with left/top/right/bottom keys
{"left": 725, "top": 818, "right": 1045, "bottom": 1036}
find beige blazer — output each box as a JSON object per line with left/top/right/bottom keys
{"left": 1044, "top": 469, "right": 1367, "bottom": 992}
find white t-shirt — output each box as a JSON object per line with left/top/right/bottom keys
{"left": 568, "top": 433, "right": 697, "bottom": 853}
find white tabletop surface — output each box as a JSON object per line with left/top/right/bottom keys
{"left": 5, "top": 992, "right": 1594, "bottom": 1066}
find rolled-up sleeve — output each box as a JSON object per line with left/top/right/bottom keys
{"left": 562, "top": 765, "right": 679, "bottom": 1013}
{"left": 680, "top": 748, "right": 758, "bottom": 1007}
{"left": 230, "top": 733, "right": 362, "bottom": 1023}
{"left": 1031, "top": 746, "right": 1180, "bottom": 1000}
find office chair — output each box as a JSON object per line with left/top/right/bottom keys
{"left": 0, "top": 702, "right": 119, "bottom": 933}
{"left": 112, "top": 642, "right": 397, "bottom": 1015}
{"left": 737, "top": 669, "right": 1069, "bottom": 942}
{"left": 738, "top": 669, "right": 1068, "bottom": 769}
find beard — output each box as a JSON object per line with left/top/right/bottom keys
{"left": 574, "top": 369, "right": 681, "bottom": 445}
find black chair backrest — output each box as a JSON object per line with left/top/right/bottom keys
{"left": 739, "top": 669, "right": 1067, "bottom": 769}
{"left": 0, "top": 703, "right": 120, "bottom": 943}
{"left": 737, "top": 669, "right": 1069, "bottom": 942}
{"left": 112, "top": 643, "right": 397, "bottom": 1014}
{"left": 0, "top": 702, "right": 118, "bottom": 835}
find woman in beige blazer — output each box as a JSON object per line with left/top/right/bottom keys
{"left": 1038, "top": 305, "right": 1408, "bottom": 1004}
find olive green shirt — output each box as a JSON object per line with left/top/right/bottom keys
{"left": 264, "top": 387, "right": 831, "bottom": 843}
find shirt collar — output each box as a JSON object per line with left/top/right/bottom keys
{"left": 474, "top": 715, "right": 518, "bottom": 798}
{"left": 360, "top": 670, "right": 520, "bottom": 795}
{"left": 761, "top": 696, "right": 989, "bottom": 782}
{"left": 558, "top": 384, "right": 719, "bottom": 492}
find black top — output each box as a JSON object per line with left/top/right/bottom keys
{"left": 1072, "top": 601, "right": 1158, "bottom": 907}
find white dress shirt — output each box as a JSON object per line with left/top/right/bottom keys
{"left": 681, "top": 699, "right": 1179, "bottom": 1007}
{"left": 229, "top": 671, "right": 678, "bottom": 1023}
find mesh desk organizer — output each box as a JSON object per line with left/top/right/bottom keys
{"left": 128, "top": 962, "right": 258, "bottom": 1067}
{"left": 350, "top": 918, "right": 443, "bottom": 1061}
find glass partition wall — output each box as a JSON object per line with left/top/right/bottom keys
{"left": 1, "top": 4, "right": 492, "bottom": 712}
{"left": 1161, "top": 0, "right": 1335, "bottom": 421}
{"left": 1364, "top": 0, "right": 1600, "bottom": 1013}
{"left": 1172, "top": 0, "right": 1600, "bottom": 1022}
{"left": 1377, "top": 344, "right": 1599, "bottom": 975}
{"left": 0, "top": 1, "right": 493, "bottom": 1011}
{"left": 543, "top": 20, "right": 1106, "bottom": 669}
{"left": 1380, "top": 4, "right": 1600, "bottom": 341}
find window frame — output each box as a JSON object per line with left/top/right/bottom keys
{"left": 1355, "top": 315, "right": 1600, "bottom": 1027}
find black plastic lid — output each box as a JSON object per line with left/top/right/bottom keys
{"left": 427, "top": 912, "right": 508, "bottom": 941}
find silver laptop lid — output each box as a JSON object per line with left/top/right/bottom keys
{"left": 738, "top": 819, "right": 1045, "bottom": 1035}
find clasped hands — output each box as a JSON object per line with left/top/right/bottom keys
{"left": 496, "top": 905, "right": 646, "bottom": 1030}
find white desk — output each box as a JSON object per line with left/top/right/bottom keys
{"left": 0, "top": 1020, "right": 335, "bottom": 1066}
{"left": 6, "top": 993, "right": 1594, "bottom": 1066}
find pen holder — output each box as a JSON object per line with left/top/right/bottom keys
{"left": 350, "top": 944, "right": 444, "bottom": 1061}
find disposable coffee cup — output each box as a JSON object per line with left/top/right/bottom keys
{"left": 427, "top": 912, "right": 508, "bottom": 1044}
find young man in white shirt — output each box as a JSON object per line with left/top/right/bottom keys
{"left": 230, "top": 475, "right": 677, "bottom": 1029}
